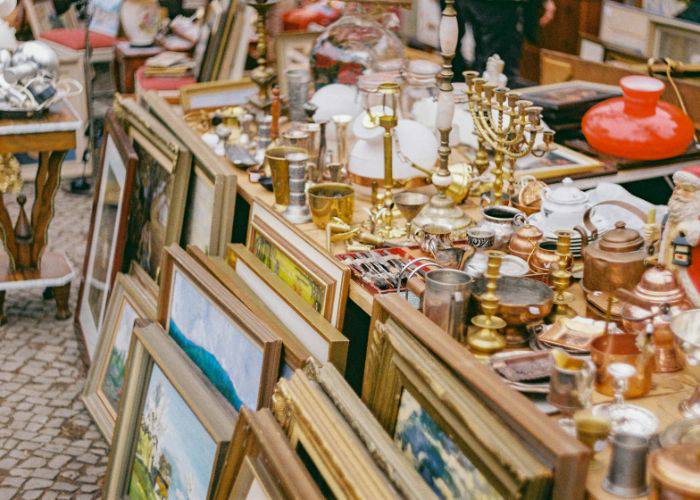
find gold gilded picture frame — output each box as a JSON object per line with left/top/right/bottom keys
{"left": 158, "top": 245, "right": 282, "bottom": 412}
{"left": 363, "top": 294, "right": 591, "bottom": 499}
{"left": 179, "top": 78, "right": 257, "bottom": 113}
{"left": 271, "top": 368, "right": 400, "bottom": 498}
{"left": 104, "top": 321, "right": 235, "bottom": 498}
{"left": 247, "top": 199, "right": 350, "bottom": 329}
{"left": 116, "top": 97, "right": 192, "bottom": 287}
{"left": 226, "top": 244, "right": 348, "bottom": 374}
{"left": 213, "top": 407, "right": 323, "bottom": 500}
{"left": 141, "top": 91, "right": 237, "bottom": 256}
{"left": 82, "top": 273, "right": 157, "bottom": 442}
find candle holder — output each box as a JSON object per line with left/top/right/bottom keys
{"left": 547, "top": 230, "right": 577, "bottom": 324}
{"left": 468, "top": 250, "right": 507, "bottom": 355}
{"left": 248, "top": 0, "right": 277, "bottom": 113}
{"left": 463, "top": 71, "right": 554, "bottom": 206}
{"left": 410, "top": 0, "right": 471, "bottom": 238}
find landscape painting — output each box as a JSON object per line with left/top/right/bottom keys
{"left": 100, "top": 298, "right": 139, "bottom": 413}
{"left": 129, "top": 364, "right": 216, "bottom": 499}
{"left": 393, "top": 389, "right": 502, "bottom": 499}
{"left": 250, "top": 228, "right": 327, "bottom": 315}
{"left": 168, "top": 269, "right": 264, "bottom": 410}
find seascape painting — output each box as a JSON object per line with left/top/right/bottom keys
{"left": 129, "top": 365, "right": 216, "bottom": 499}
{"left": 101, "top": 298, "right": 139, "bottom": 413}
{"left": 250, "top": 228, "right": 326, "bottom": 314}
{"left": 393, "top": 389, "right": 503, "bottom": 500}
{"left": 123, "top": 142, "right": 172, "bottom": 282}
{"left": 169, "top": 269, "right": 263, "bottom": 410}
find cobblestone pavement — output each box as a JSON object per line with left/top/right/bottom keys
{"left": 0, "top": 186, "right": 108, "bottom": 499}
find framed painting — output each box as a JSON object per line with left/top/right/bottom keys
{"left": 226, "top": 244, "right": 348, "bottom": 373}
{"left": 82, "top": 273, "right": 157, "bottom": 442}
{"left": 515, "top": 144, "right": 603, "bottom": 180}
{"left": 519, "top": 80, "right": 621, "bottom": 112}
{"left": 187, "top": 245, "right": 313, "bottom": 379}
{"left": 179, "top": 79, "right": 257, "bottom": 113}
{"left": 247, "top": 199, "right": 350, "bottom": 329}
{"left": 75, "top": 109, "right": 137, "bottom": 363}
{"left": 104, "top": 321, "right": 235, "bottom": 498}
{"left": 158, "top": 245, "right": 282, "bottom": 411}
{"left": 216, "top": 2, "right": 254, "bottom": 81}
{"left": 275, "top": 31, "right": 319, "bottom": 96}
{"left": 305, "top": 360, "right": 436, "bottom": 499}
{"left": 363, "top": 294, "right": 591, "bottom": 499}
{"left": 117, "top": 96, "right": 192, "bottom": 286}
{"left": 271, "top": 368, "right": 400, "bottom": 498}
{"left": 213, "top": 407, "right": 323, "bottom": 499}
{"left": 141, "top": 91, "right": 237, "bottom": 256}
{"left": 196, "top": 0, "right": 229, "bottom": 82}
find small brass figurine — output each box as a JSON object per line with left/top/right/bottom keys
{"left": 547, "top": 230, "right": 577, "bottom": 324}
{"left": 468, "top": 250, "right": 507, "bottom": 355}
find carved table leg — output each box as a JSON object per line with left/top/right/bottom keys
{"left": 0, "top": 291, "right": 6, "bottom": 325}
{"left": 53, "top": 283, "right": 71, "bottom": 320}
{"left": 42, "top": 287, "right": 53, "bottom": 300}
{"left": 30, "top": 150, "right": 68, "bottom": 268}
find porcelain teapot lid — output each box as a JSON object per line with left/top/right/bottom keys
{"left": 545, "top": 178, "right": 588, "bottom": 205}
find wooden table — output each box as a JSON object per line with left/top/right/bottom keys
{"left": 0, "top": 104, "right": 80, "bottom": 323}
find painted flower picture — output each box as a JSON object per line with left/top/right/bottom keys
{"left": 393, "top": 389, "right": 502, "bottom": 499}
{"left": 168, "top": 269, "right": 264, "bottom": 410}
{"left": 101, "top": 298, "right": 139, "bottom": 413}
{"left": 129, "top": 364, "right": 216, "bottom": 499}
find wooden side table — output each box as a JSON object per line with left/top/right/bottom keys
{"left": 115, "top": 41, "right": 163, "bottom": 94}
{"left": 0, "top": 104, "right": 81, "bottom": 324}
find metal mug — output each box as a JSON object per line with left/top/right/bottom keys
{"left": 413, "top": 224, "right": 454, "bottom": 254}
{"left": 266, "top": 146, "right": 306, "bottom": 210}
{"left": 422, "top": 269, "right": 472, "bottom": 343}
{"left": 548, "top": 349, "right": 596, "bottom": 418}
{"left": 467, "top": 227, "right": 496, "bottom": 249}
{"left": 603, "top": 433, "right": 650, "bottom": 497}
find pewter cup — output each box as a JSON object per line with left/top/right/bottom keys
{"left": 603, "top": 433, "right": 650, "bottom": 497}
{"left": 423, "top": 269, "right": 472, "bottom": 343}
{"left": 286, "top": 69, "right": 311, "bottom": 122}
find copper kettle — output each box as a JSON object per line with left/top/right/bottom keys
{"left": 508, "top": 224, "right": 544, "bottom": 262}
{"left": 581, "top": 221, "right": 648, "bottom": 293}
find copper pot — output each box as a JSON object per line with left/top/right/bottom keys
{"left": 508, "top": 224, "right": 544, "bottom": 262}
{"left": 590, "top": 333, "right": 654, "bottom": 398}
{"left": 582, "top": 221, "right": 647, "bottom": 293}
{"left": 649, "top": 445, "right": 700, "bottom": 499}
{"left": 619, "top": 266, "right": 691, "bottom": 373}
{"left": 528, "top": 241, "right": 562, "bottom": 283}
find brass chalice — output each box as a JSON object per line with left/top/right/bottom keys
{"left": 394, "top": 191, "right": 429, "bottom": 240}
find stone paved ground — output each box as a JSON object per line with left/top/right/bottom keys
{"left": 0, "top": 186, "right": 108, "bottom": 499}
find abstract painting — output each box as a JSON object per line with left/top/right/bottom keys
{"left": 129, "top": 365, "right": 216, "bottom": 499}
{"left": 393, "top": 389, "right": 502, "bottom": 499}
{"left": 101, "top": 298, "right": 139, "bottom": 413}
{"left": 169, "top": 269, "right": 264, "bottom": 410}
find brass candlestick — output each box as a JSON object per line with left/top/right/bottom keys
{"left": 463, "top": 71, "right": 554, "bottom": 206}
{"left": 248, "top": 0, "right": 277, "bottom": 112}
{"left": 411, "top": 0, "right": 471, "bottom": 237}
{"left": 643, "top": 207, "right": 660, "bottom": 259}
{"left": 547, "top": 230, "right": 577, "bottom": 324}
{"left": 468, "top": 251, "right": 507, "bottom": 355}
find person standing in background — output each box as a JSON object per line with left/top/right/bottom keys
{"left": 445, "top": 0, "right": 556, "bottom": 84}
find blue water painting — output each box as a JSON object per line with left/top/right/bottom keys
{"left": 169, "top": 269, "right": 264, "bottom": 410}
{"left": 393, "top": 389, "right": 503, "bottom": 499}
{"left": 129, "top": 364, "right": 216, "bottom": 499}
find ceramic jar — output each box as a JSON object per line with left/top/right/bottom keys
{"left": 582, "top": 221, "right": 647, "bottom": 293}
{"left": 541, "top": 177, "right": 590, "bottom": 229}
{"left": 477, "top": 206, "right": 526, "bottom": 249}
{"left": 508, "top": 224, "right": 544, "bottom": 261}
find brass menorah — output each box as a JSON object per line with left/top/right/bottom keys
{"left": 463, "top": 71, "right": 555, "bottom": 206}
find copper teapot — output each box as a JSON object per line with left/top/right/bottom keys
{"left": 508, "top": 224, "right": 544, "bottom": 262}
{"left": 582, "top": 221, "right": 647, "bottom": 293}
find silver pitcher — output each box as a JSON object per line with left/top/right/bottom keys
{"left": 476, "top": 206, "right": 526, "bottom": 249}
{"left": 422, "top": 269, "right": 472, "bottom": 343}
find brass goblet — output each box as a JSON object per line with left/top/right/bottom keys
{"left": 394, "top": 191, "right": 429, "bottom": 240}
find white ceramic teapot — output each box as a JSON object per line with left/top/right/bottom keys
{"left": 541, "top": 178, "right": 591, "bottom": 228}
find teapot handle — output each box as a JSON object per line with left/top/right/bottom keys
{"left": 513, "top": 212, "right": 527, "bottom": 227}
{"left": 582, "top": 200, "right": 647, "bottom": 237}
{"left": 573, "top": 225, "right": 589, "bottom": 248}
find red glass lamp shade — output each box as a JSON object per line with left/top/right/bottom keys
{"left": 582, "top": 76, "right": 694, "bottom": 160}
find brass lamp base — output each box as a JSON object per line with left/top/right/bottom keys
{"left": 468, "top": 315, "right": 506, "bottom": 355}
{"left": 412, "top": 194, "right": 471, "bottom": 238}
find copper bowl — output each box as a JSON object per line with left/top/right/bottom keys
{"left": 590, "top": 334, "right": 653, "bottom": 398}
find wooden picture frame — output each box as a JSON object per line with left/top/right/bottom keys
{"left": 158, "top": 245, "right": 282, "bottom": 411}
{"left": 82, "top": 273, "right": 157, "bottom": 442}
{"left": 117, "top": 97, "right": 192, "bottom": 287}
{"left": 275, "top": 31, "right": 319, "bottom": 97}
{"left": 141, "top": 91, "right": 236, "bottom": 256}
{"left": 104, "top": 320, "right": 236, "bottom": 498}
{"left": 271, "top": 368, "right": 400, "bottom": 498}
{"left": 247, "top": 199, "right": 350, "bottom": 329}
{"left": 363, "top": 294, "right": 591, "bottom": 499}
{"left": 75, "top": 109, "right": 138, "bottom": 363}
{"left": 213, "top": 407, "right": 323, "bottom": 500}
{"left": 197, "top": 0, "right": 229, "bottom": 82}
{"left": 186, "top": 245, "right": 312, "bottom": 378}
{"left": 216, "top": 2, "right": 254, "bottom": 81}
{"left": 226, "top": 244, "right": 348, "bottom": 373}
{"left": 516, "top": 144, "right": 603, "bottom": 180}
{"left": 179, "top": 78, "right": 257, "bottom": 113}
{"left": 306, "top": 360, "right": 436, "bottom": 499}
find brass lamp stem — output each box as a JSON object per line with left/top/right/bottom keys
{"left": 380, "top": 114, "right": 396, "bottom": 219}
